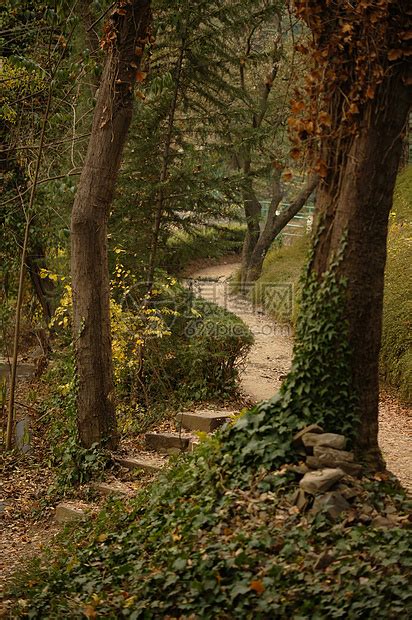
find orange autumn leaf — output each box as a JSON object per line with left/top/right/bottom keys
{"left": 366, "top": 86, "right": 375, "bottom": 99}
{"left": 83, "top": 605, "right": 97, "bottom": 619}
{"left": 290, "top": 148, "right": 301, "bottom": 161}
{"left": 250, "top": 580, "right": 265, "bottom": 594}
{"left": 290, "top": 99, "right": 305, "bottom": 114}
{"left": 136, "top": 71, "right": 147, "bottom": 82}
{"left": 388, "top": 49, "right": 403, "bottom": 61}
{"left": 283, "top": 170, "right": 293, "bottom": 181}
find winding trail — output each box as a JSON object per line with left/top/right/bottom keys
{"left": 191, "top": 261, "right": 412, "bottom": 493}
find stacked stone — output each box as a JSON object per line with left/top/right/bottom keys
{"left": 291, "top": 424, "right": 363, "bottom": 519}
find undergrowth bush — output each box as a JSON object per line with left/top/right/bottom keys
{"left": 163, "top": 224, "right": 245, "bottom": 275}
{"left": 38, "top": 270, "right": 252, "bottom": 489}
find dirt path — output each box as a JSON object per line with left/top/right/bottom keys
{"left": 191, "top": 262, "right": 412, "bottom": 493}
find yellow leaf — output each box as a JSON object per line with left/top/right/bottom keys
{"left": 97, "top": 533, "right": 108, "bottom": 542}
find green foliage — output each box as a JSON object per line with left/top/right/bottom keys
{"left": 381, "top": 165, "right": 412, "bottom": 402}
{"left": 39, "top": 351, "right": 108, "bottom": 494}
{"left": 163, "top": 224, "right": 245, "bottom": 275}
{"left": 8, "top": 422, "right": 411, "bottom": 618}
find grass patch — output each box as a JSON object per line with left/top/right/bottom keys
{"left": 380, "top": 165, "right": 412, "bottom": 403}
{"left": 252, "top": 235, "right": 309, "bottom": 324}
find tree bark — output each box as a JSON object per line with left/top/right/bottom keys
{"left": 26, "top": 243, "right": 56, "bottom": 324}
{"left": 245, "top": 173, "right": 318, "bottom": 283}
{"left": 310, "top": 74, "right": 411, "bottom": 464}
{"left": 71, "top": 0, "right": 151, "bottom": 449}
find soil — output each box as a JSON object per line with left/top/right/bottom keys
{"left": 190, "top": 261, "right": 412, "bottom": 493}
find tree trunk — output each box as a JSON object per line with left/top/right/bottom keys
{"left": 71, "top": 0, "right": 151, "bottom": 449}
{"left": 310, "top": 75, "right": 411, "bottom": 464}
{"left": 240, "top": 180, "right": 262, "bottom": 292}
{"left": 245, "top": 174, "right": 318, "bottom": 283}
{"left": 26, "top": 243, "right": 56, "bottom": 324}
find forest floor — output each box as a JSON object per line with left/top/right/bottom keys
{"left": 1, "top": 259, "right": 411, "bottom": 601}
{"left": 190, "top": 261, "right": 412, "bottom": 493}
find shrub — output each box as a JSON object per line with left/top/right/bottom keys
{"left": 163, "top": 224, "right": 245, "bottom": 275}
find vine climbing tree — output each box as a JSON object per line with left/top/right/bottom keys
{"left": 290, "top": 0, "right": 411, "bottom": 465}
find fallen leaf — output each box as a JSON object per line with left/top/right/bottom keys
{"left": 250, "top": 579, "right": 265, "bottom": 594}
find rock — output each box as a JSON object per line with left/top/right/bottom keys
{"left": 55, "top": 502, "right": 87, "bottom": 524}
{"left": 302, "top": 432, "right": 347, "bottom": 451}
{"left": 312, "top": 491, "right": 351, "bottom": 519}
{"left": 177, "top": 410, "right": 232, "bottom": 433}
{"left": 371, "top": 515, "right": 397, "bottom": 529}
{"left": 90, "top": 482, "right": 132, "bottom": 497}
{"left": 337, "top": 484, "right": 360, "bottom": 501}
{"left": 299, "top": 468, "right": 345, "bottom": 494}
{"left": 307, "top": 449, "right": 362, "bottom": 476}
{"left": 15, "top": 418, "right": 31, "bottom": 454}
{"left": 291, "top": 488, "right": 307, "bottom": 511}
{"left": 313, "top": 446, "right": 354, "bottom": 462}
{"left": 286, "top": 463, "right": 310, "bottom": 476}
{"left": 145, "top": 432, "right": 190, "bottom": 455}
{"left": 114, "top": 455, "right": 165, "bottom": 473}
{"left": 292, "top": 424, "right": 324, "bottom": 446}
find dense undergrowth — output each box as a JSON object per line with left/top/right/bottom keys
{"left": 162, "top": 225, "right": 245, "bottom": 275}
{"left": 31, "top": 275, "right": 252, "bottom": 493}
{"left": 8, "top": 251, "right": 411, "bottom": 619}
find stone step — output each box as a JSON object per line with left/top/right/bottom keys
{"left": 145, "top": 432, "right": 190, "bottom": 455}
{"left": 114, "top": 454, "right": 166, "bottom": 473}
{"left": 177, "top": 410, "right": 234, "bottom": 433}
{"left": 55, "top": 502, "right": 89, "bottom": 524}
{"left": 90, "top": 481, "right": 134, "bottom": 497}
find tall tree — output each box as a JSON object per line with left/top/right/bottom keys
{"left": 71, "top": 0, "right": 151, "bottom": 449}
{"left": 292, "top": 0, "right": 411, "bottom": 465}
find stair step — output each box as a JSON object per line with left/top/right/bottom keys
{"left": 145, "top": 432, "right": 190, "bottom": 455}
{"left": 177, "top": 410, "right": 234, "bottom": 433}
{"left": 55, "top": 502, "right": 89, "bottom": 524}
{"left": 90, "top": 481, "right": 134, "bottom": 497}
{"left": 114, "top": 455, "right": 166, "bottom": 473}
